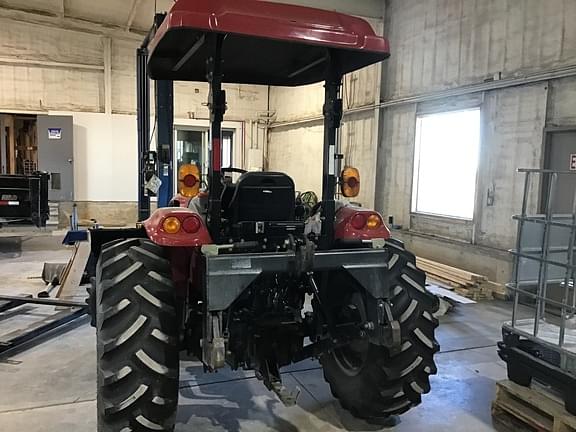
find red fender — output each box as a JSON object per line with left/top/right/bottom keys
{"left": 334, "top": 206, "right": 391, "bottom": 241}
{"left": 142, "top": 207, "right": 212, "bottom": 247}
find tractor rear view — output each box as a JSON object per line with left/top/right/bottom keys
{"left": 89, "top": 1, "right": 440, "bottom": 430}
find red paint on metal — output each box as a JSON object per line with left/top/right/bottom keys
{"left": 213, "top": 138, "right": 221, "bottom": 171}
{"left": 334, "top": 206, "right": 391, "bottom": 241}
{"left": 147, "top": 0, "right": 389, "bottom": 85}
{"left": 149, "top": 0, "right": 389, "bottom": 54}
{"left": 143, "top": 207, "right": 212, "bottom": 247}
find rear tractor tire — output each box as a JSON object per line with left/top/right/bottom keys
{"left": 320, "top": 240, "right": 440, "bottom": 423}
{"left": 95, "top": 238, "right": 179, "bottom": 432}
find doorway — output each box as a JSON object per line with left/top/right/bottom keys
{"left": 542, "top": 128, "right": 576, "bottom": 214}
{"left": 0, "top": 114, "right": 38, "bottom": 175}
{"left": 173, "top": 126, "right": 234, "bottom": 193}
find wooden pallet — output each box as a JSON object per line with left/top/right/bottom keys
{"left": 492, "top": 380, "right": 576, "bottom": 432}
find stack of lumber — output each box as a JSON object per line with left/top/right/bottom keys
{"left": 416, "top": 256, "right": 504, "bottom": 300}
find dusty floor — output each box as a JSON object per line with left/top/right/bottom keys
{"left": 0, "top": 232, "right": 516, "bottom": 431}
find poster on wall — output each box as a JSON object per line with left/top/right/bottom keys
{"left": 48, "top": 128, "right": 62, "bottom": 140}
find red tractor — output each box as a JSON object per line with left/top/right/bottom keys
{"left": 89, "top": 1, "right": 440, "bottom": 430}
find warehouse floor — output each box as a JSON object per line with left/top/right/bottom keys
{"left": 0, "top": 234, "right": 516, "bottom": 432}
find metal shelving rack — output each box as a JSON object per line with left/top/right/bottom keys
{"left": 500, "top": 168, "right": 576, "bottom": 414}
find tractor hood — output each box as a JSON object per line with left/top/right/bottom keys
{"left": 146, "top": 0, "right": 390, "bottom": 86}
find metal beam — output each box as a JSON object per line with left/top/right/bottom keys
{"left": 0, "top": 5, "right": 145, "bottom": 41}
{"left": 126, "top": 0, "right": 145, "bottom": 32}
{"left": 172, "top": 35, "right": 205, "bottom": 72}
{"left": 379, "top": 64, "right": 576, "bottom": 109}
{"left": 269, "top": 63, "right": 576, "bottom": 130}
{"left": 0, "top": 295, "right": 87, "bottom": 308}
{"left": 0, "top": 56, "right": 104, "bottom": 71}
{"left": 137, "top": 48, "right": 151, "bottom": 221}
{"left": 320, "top": 52, "right": 343, "bottom": 250}
{"left": 103, "top": 37, "right": 113, "bottom": 114}
{"left": 156, "top": 80, "right": 174, "bottom": 207}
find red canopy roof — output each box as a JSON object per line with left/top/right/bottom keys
{"left": 147, "top": 0, "right": 390, "bottom": 86}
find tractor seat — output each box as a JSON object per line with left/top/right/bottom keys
{"left": 220, "top": 180, "right": 236, "bottom": 219}
{"left": 223, "top": 172, "right": 295, "bottom": 222}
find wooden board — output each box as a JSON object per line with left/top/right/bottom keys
{"left": 492, "top": 380, "right": 576, "bottom": 432}
{"left": 417, "top": 256, "right": 501, "bottom": 300}
{"left": 417, "top": 257, "right": 487, "bottom": 283}
{"left": 426, "top": 284, "right": 476, "bottom": 304}
{"left": 56, "top": 242, "right": 91, "bottom": 300}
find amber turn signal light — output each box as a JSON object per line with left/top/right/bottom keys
{"left": 366, "top": 214, "right": 382, "bottom": 229}
{"left": 178, "top": 164, "right": 201, "bottom": 198}
{"left": 341, "top": 166, "right": 360, "bottom": 198}
{"left": 162, "top": 216, "right": 181, "bottom": 234}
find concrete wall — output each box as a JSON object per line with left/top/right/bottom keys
{"left": 269, "top": 0, "right": 576, "bottom": 284}
{"left": 376, "top": 0, "right": 576, "bottom": 283}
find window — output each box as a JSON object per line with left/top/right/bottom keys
{"left": 412, "top": 108, "right": 481, "bottom": 219}
{"left": 173, "top": 126, "right": 235, "bottom": 193}
{"left": 175, "top": 128, "right": 205, "bottom": 180}
{"left": 221, "top": 130, "right": 234, "bottom": 169}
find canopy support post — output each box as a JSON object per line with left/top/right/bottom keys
{"left": 156, "top": 79, "right": 174, "bottom": 208}
{"left": 320, "top": 52, "right": 343, "bottom": 250}
{"left": 206, "top": 34, "right": 226, "bottom": 242}
{"left": 136, "top": 46, "right": 151, "bottom": 221}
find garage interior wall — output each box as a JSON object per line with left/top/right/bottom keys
{"left": 267, "top": 15, "right": 385, "bottom": 208}
{"left": 0, "top": 0, "right": 385, "bottom": 225}
{"left": 268, "top": 0, "right": 576, "bottom": 285}
{"left": 3, "top": 1, "right": 574, "bottom": 286}
{"left": 0, "top": 8, "right": 269, "bottom": 224}
{"left": 376, "top": 0, "right": 576, "bottom": 284}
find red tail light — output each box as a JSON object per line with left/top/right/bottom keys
{"left": 351, "top": 213, "right": 367, "bottom": 230}
{"left": 182, "top": 216, "right": 201, "bottom": 233}
{"left": 183, "top": 174, "right": 198, "bottom": 188}
{"left": 336, "top": 207, "right": 391, "bottom": 241}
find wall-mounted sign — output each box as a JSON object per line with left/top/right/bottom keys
{"left": 48, "top": 128, "right": 62, "bottom": 140}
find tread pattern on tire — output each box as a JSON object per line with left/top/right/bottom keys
{"left": 96, "top": 238, "right": 179, "bottom": 432}
{"left": 320, "top": 238, "right": 440, "bottom": 422}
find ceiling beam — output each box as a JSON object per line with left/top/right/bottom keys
{"left": 0, "top": 4, "right": 145, "bottom": 41}
{"left": 0, "top": 56, "right": 104, "bottom": 71}
{"left": 126, "top": 0, "right": 145, "bottom": 32}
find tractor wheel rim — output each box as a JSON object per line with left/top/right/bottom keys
{"left": 334, "top": 341, "right": 369, "bottom": 376}
{"left": 333, "top": 292, "right": 369, "bottom": 377}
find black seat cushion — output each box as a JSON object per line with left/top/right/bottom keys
{"left": 229, "top": 172, "right": 295, "bottom": 222}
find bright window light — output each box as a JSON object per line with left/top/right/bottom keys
{"left": 412, "top": 108, "right": 481, "bottom": 219}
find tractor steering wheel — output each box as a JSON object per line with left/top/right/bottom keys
{"left": 221, "top": 167, "right": 248, "bottom": 175}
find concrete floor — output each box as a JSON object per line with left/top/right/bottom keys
{"left": 0, "top": 233, "right": 516, "bottom": 432}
